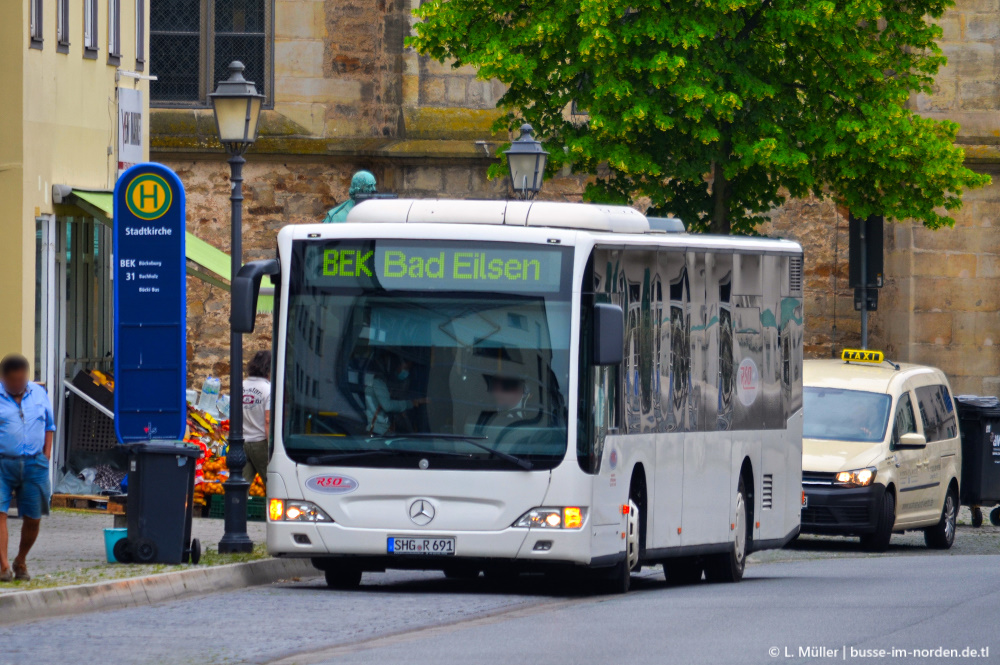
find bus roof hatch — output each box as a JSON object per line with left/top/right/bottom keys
{"left": 346, "top": 199, "right": 651, "bottom": 234}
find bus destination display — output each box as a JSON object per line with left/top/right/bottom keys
{"left": 302, "top": 241, "right": 564, "bottom": 293}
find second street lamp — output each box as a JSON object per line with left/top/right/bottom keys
{"left": 504, "top": 123, "right": 548, "bottom": 200}
{"left": 210, "top": 61, "right": 264, "bottom": 554}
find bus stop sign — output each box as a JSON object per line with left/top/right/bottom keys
{"left": 113, "top": 163, "right": 187, "bottom": 443}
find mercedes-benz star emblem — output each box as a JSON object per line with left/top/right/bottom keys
{"left": 409, "top": 499, "right": 435, "bottom": 526}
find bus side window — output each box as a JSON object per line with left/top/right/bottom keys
{"left": 892, "top": 392, "right": 917, "bottom": 448}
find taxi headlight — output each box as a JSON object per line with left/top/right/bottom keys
{"left": 834, "top": 467, "right": 877, "bottom": 488}
{"left": 513, "top": 507, "right": 587, "bottom": 529}
{"left": 268, "top": 499, "right": 332, "bottom": 522}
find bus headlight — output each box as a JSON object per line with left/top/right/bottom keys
{"left": 269, "top": 499, "right": 333, "bottom": 522}
{"left": 834, "top": 467, "right": 877, "bottom": 488}
{"left": 513, "top": 507, "right": 587, "bottom": 529}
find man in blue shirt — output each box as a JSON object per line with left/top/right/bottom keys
{"left": 0, "top": 354, "right": 55, "bottom": 582}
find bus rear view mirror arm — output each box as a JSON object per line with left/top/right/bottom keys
{"left": 593, "top": 303, "right": 624, "bottom": 366}
{"left": 897, "top": 432, "right": 927, "bottom": 449}
{"left": 232, "top": 259, "right": 280, "bottom": 334}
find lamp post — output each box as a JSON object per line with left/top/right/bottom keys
{"left": 210, "top": 61, "right": 264, "bottom": 554}
{"left": 504, "top": 123, "right": 548, "bottom": 200}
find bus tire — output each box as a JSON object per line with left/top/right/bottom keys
{"left": 971, "top": 506, "right": 983, "bottom": 528}
{"left": 444, "top": 567, "right": 481, "bottom": 580}
{"left": 664, "top": 557, "right": 702, "bottom": 585}
{"left": 324, "top": 566, "right": 363, "bottom": 590}
{"left": 705, "top": 477, "right": 749, "bottom": 583}
{"left": 596, "top": 498, "right": 640, "bottom": 594}
{"left": 924, "top": 485, "right": 958, "bottom": 550}
{"left": 860, "top": 490, "right": 894, "bottom": 553}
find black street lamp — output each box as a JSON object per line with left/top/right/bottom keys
{"left": 504, "top": 123, "right": 548, "bottom": 200}
{"left": 210, "top": 61, "right": 264, "bottom": 554}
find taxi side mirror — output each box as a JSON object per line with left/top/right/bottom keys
{"left": 897, "top": 432, "right": 927, "bottom": 449}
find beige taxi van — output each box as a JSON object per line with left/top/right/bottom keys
{"left": 801, "top": 351, "right": 962, "bottom": 552}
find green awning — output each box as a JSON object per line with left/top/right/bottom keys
{"left": 66, "top": 189, "right": 273, "bottom": 313}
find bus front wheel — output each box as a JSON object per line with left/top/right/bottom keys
{"left": 324, "top": 566, "right": 363, "bottom": 590}
{"left": 597, "top": 499, "right": 639, "bottom": 594}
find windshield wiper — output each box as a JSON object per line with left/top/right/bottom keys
{"left": 299, "top": 449, "right": 394, "bottom": 465}
{"left": 390, "top": 433, "right": 534, "bottom": 470}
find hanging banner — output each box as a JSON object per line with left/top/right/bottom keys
{"left": 113, "top": 163, "right": 187, "bottom": 443}
{"left": 117, "top": 88, "right": 144, "bottom": 178}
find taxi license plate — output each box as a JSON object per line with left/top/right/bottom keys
{"left": 802, "top": 494, "right": 809, "bottom": 509}
{"left": 388, "top": 537, "right": 455, "bottom": 555}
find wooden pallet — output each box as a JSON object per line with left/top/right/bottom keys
{"left": 51, "top": 493, "right": 126, "bottom": 515}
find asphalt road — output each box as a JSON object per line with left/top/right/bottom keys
{"left": 2, "top": 528, "right": 998, "bottom": 665}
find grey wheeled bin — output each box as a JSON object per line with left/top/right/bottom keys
{"left": 955, "top": 396, "right": 1000, "bottom": 527}
{"left": 114, "top": 441, "right": 203, "bottom": 565}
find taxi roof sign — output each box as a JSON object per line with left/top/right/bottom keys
{"left": 841, "top": 348, "right": 884, "bottom": 364}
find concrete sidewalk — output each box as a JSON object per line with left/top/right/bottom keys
{"left": 0, "top": 509, "right": 268, "bottom": 591}
{"left": 0, "top": 508, "right": 318, "bottom": 624}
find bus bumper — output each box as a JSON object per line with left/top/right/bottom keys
{"left": 800, "top": 483, "right": 885, "bottom": 536}
{"left": 267, "top": 520, "right": 599, "bottom": 568}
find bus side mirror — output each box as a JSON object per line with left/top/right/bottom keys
{"left": 232, "top": 259, "right": 280, "bottom": 334}
{"left": 593, "top": 303, "right": 624, "bottom": 366}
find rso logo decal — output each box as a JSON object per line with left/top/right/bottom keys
{"left": 306, "top": 474, "right": 359, "bottom": 494}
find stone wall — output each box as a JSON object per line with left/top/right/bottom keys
{"left": 760, "top": 197, "right": 860, "bottom": 359}
{"left": 160, "top": 0, "right": 1000, "bottom": 398}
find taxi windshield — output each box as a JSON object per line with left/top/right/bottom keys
{"left": 803, "top": 387, "right": 891, "bottom": 443}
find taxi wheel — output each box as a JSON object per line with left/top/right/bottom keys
{"left": 924, "top": 487, "right": 958, "bottom": 550}
{"left": 704, "top": 477, "right": 749, "bottom": 583}
{"left": 324, "top": 567, "right": 363, "bottom": 590}
{"left": 991, "top": 507, "right": 1000, "bottom": 527}
{"left": 860, "top": 491, "right": 895, "bottom": 553}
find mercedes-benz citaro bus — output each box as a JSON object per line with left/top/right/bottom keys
{"left": 232, "top": 199, "right": 805, "bottom": 593}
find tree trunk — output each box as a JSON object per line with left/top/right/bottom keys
{"left": 710, "top": 157, "right": 731, "bottom": 235}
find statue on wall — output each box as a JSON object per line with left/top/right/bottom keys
{"left": 323, "top": 170, "right": 378, "bottom": 223}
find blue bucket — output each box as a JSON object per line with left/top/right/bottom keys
{"left": 104, "top": 528, "right": 128, "bottom": 563}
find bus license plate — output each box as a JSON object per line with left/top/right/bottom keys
{"left": 388, "top": 537, "right": 455, "bottom": 555}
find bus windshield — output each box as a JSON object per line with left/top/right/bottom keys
{"left": 803, "top": 387, "right": 891, "bottom": 443}
{"left": 280, "top": 239, "right": 573, "bottom": 470}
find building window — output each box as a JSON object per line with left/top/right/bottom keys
{"left": 56, "top": 0, "right": 70, "bottom": 51}
{"left": 109, "top": 0, "right": 122, "bottom": 63}
{"left": 150, "top": 0, "right": 273, "bottom": 107}
{"left": 84, "top": 0, "right": 99, "bottom": 57}
{"left": 30, "top": 0, "right": 44, "bottom": 48}
{"left": 136, "top": 0, "right": 145, "bottom": 69}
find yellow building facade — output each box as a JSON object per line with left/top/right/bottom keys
{"left": 1, "top": 0, "right": 149, "bottom": 459}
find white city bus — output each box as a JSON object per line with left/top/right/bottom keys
{"left": 234, "top": 199, "right": 804, "bottom": 593}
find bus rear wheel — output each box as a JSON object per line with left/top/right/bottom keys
{"left": 705, "top": 477, "right": 749, "bottom": 583}
{"left": 663, "top": 557, "right": 702, "bottom": 585}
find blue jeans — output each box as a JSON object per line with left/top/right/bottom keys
{"left": 0, "top": 454, "right": 51, "bottom": 520}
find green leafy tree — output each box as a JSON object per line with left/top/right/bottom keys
{"left": 411, "top": 0, "right": 990, "bottom": 234}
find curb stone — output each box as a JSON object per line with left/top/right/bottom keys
{"left": 0, "top": 557, "right": 319, "bottom": 625}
